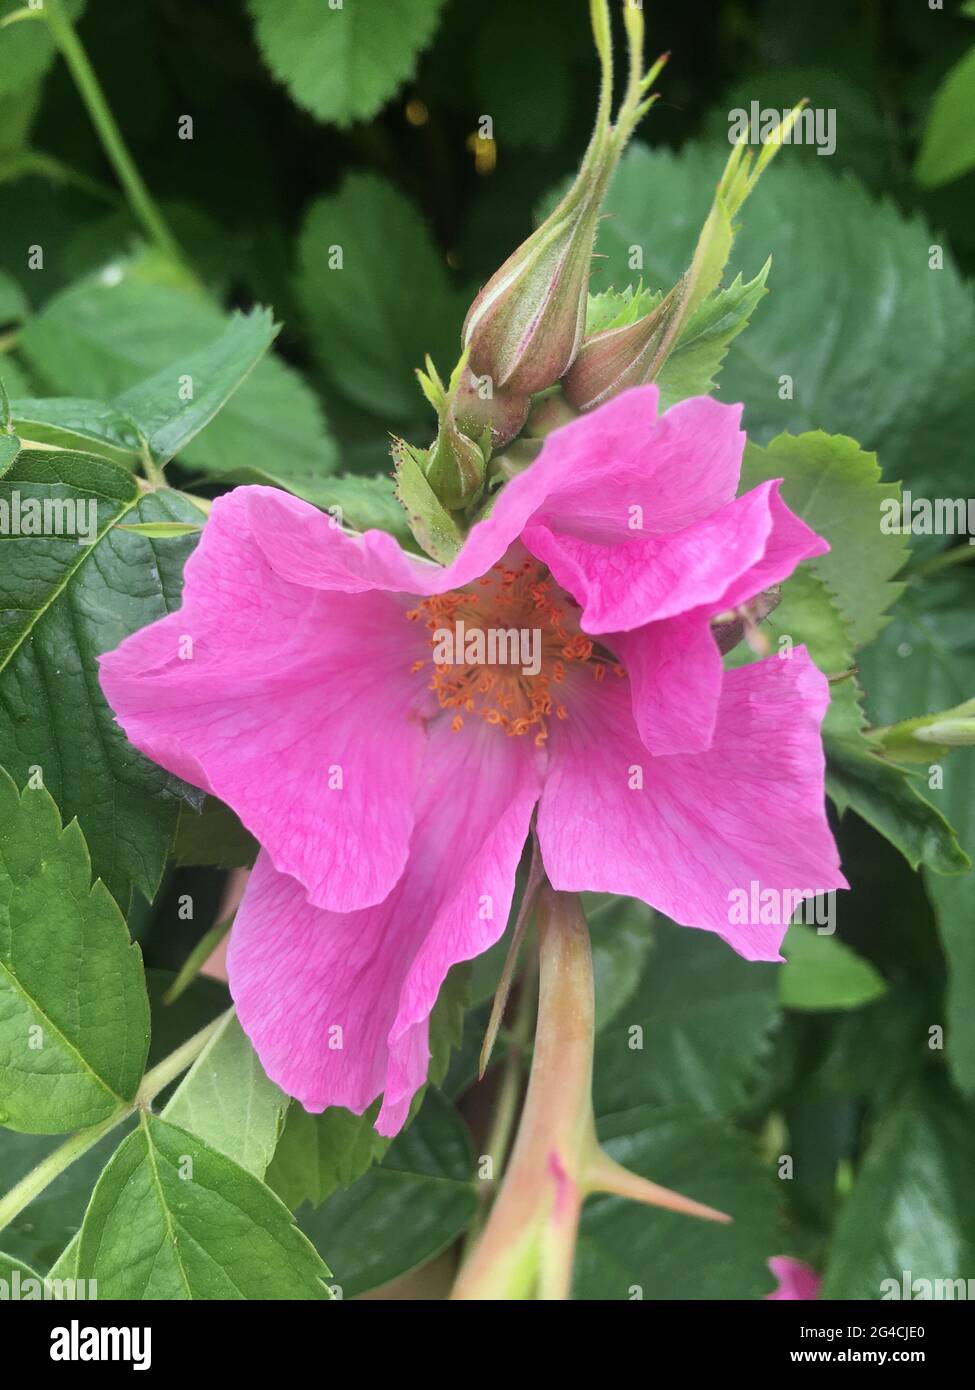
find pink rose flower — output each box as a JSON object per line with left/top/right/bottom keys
{"left": 100, "top": 386, "right": 846, "bottom": 1135}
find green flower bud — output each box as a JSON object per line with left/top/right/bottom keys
{"left": 561, "top": 280, "right": 685, "bottom": 411}
{"left": 461, "top": 2, "right": 667, "bottom": 402}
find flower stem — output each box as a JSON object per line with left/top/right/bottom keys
{"left": 0, "top": 1010, "right": 229, "bottom": 1235}
{"left": 43, "top": 0, "right": 186, "bottom": 268}
{"left": 451, "top": 887, "right": 597, "bottom": 1299}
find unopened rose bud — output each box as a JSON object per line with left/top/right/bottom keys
{"left": 461, "top": 2, "right": 666, "bottom": 405}
{"left": 562, "top": 281, "right": 685, "bottom": 411}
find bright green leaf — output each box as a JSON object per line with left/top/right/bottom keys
{"left": 163, "top": 1011, "right": 288, "bottom": 1178}
{"left": 77, "top": 1112, "right": 332, "bottom": 1299}
{"left": 248, "top": 0, "right": 447, "bottom": 127}
{"left": 9, "top": 397, "right": 142, "bottom": 467}
{"left": 780, "top": 922, "right": 887, "bottom": 1012}
{"left": 915, "top": 44, "right": 975, "bottom": 188}
{"left": 0, "top": 767, "right": 149, "bottom": 1133}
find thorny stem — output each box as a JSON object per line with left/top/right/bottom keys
{"left": 0, "top": 1010, "right": 230, "bottom": 1235}
{"left": 43, "top": 0, "right": 187, "bottom": 269}
{"left": 451, "top": 887, "right": 730, "bottom": 1300}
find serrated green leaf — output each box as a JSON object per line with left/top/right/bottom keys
{"left": 0, "top": 433, "right": 18, "bottom": 476}
{"left": 0, "top": 452, "right": 203, "bottom": 907}
{"left": 821, "top": 1074, "right": 975, "bottom": 1299}
{"left": 656, "top": 264, "right": 769, "bottom": 408}
{"left": 594, "top": 145, "right": 975, "bottom": 496}
{"left": 585, "top": 285, "right": 662, "bottom": 336}
{"left": 393, "top": 436, "right": 462, "bottom": 562}
{"left": 593, "top": 919, "right": 779, "bottom": 1119}
{"left": 780, "top": 922, "right": 887, "bottom": 1012}
{"left": 162, "top": 1011, "right": 288, "bottom": 1178}
{"left": 19, "top": 272, "right": 339, "bottom": 503}
{"left": 265, "top": 1102, "right": 388, "bottom": 1212}
{"left": 575, "top": 1105, "right": 780, "bottom": 1300}
{"left": 9, "top": 397, "right": 142, "bottom": 466}
{"left": 248, "top": 0, "right": 447, "bottom": 127}
{"left": 76, "top": 1112, "right": 331, "bottom": 1299}
{"left": 915, "top": 44, "right": 975, "bottom": 188}
{"left": 296, "top": 175, "right": 466, "bottom": 420}
{"left": 114, "top": 306, "right": 279, "bottom": 466}
{"left": 740, "top": 431, "right": 907, "bottom": 648}
{"left": 859, "top": 568, "right": 975, "bottom": 1094}
{"left": 173, "top": 797, "right": 258, "bottom": 871}
{"left": 0, "top": 767, "right": 149, "bottom": 1133}
{"left": 296, "top": 1089, "right": 475, "bottom": 1297}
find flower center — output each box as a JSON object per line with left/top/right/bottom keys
{"left": 407, "top": 559, "right": 623, "bottom": 745}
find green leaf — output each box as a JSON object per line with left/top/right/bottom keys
{"left": 9, "top": 397, "right": 142, "bottom": 466}
{"left": 162, "top": 1011, "right": 288, "bottom": 1178}
{"left": 821, "top": 1075, "right": 975, "bottom": 1299}
{"left": 0, "top": 1250, "right": 44, "bottom": 1287}
{"left": 77, "top": 1112, "right": 332, "bottom": 1299}
{"left": 739, "top": 431, "right": 906, "bottom": 648}
{"left": 593, "top": 919, "right": 779, "bottom": 1119}
{"left": 826, "top": 736, "right": 969, "bottom": 877}
{"left": 0, "top": 1, "right": 85, "bottom": 98}
{"left": 595, "top": 145, "right": 975, "bottom": 496}
{"left": 575, "top": 1106, "right": 780, "bottom": 1300}
{"left": 296, "top": 174, "right": 465, "bottom": 421}
{"left": 0, "top": 1120, "right": 136, "bottom": 1273}
{"left": 0, "top": 452, "right": 203, "bottom": 907}
{"left": 779, "top": 922, "right": 887, "bottom": 1012}
{"left": 114, "top": 306, "right": 279, "bottom": 466}
{"left": 655, "top": 264, "right": 770, "bottom": 409}
{"left": 296, "top": 1089, "right": 476, "bottom": 1297}
{"left": 915, "top": 44, "right": 975, "bottom": 188}
{"left": 248, "top": 0, "right": 447, "bottom": 127}
{"left": 115, "top": 520, "right": 203, "bottom": 538}
{"left": 392, "top": 436, "right": 462, "bottom": 563}
{"left": 859, "top": 568, "right": 975, "bottom": 1094}
{"left": 19, "top": 271, "right": 339, "bottom": 504}
{"left": 310, "top": 473, "right": 413, "bottom": 544}
{"left": 0, "top": 767, "right": 149, "bottom": 1133}
{"left": 0, "top": 268, "right": 28, "bottom": 324}
{"left": 0, "top": 432, "right": 18, "bottom": 476}
{"left": 173, "top": 797, "right": 258, "bottom": 871}
{"left": 582, "top": 893, "right": 655, "bottom": 1033}
{"left": 266, "top": 1103, "right": 388, "bottom": 1211}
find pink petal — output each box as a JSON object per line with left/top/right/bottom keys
{"left": 611, "top": 612, "right": 724, "bottom": 756}
{"left": 537, "top": 649, "right": 847, "bottom": 961}
{"left": 99, "top": 489, "right": 430, "bottom": 913}
{"left": 227, "top": 720, "right": 541, "bottom": 1136}
{"left": 240, "top": 388, "right": 743, "bottom": 602}
{"left": 525, "top": 480, "right": 826, "bottom": 636}
{"left": 766, "top": 1257, "right": 821, "bottom": 1300}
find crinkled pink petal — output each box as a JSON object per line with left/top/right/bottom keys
{"left": 227, "top": 719, "right": 541, "bottom": 1136}
{"left": 99, "top": 489, "right": 430, "bottom": 913}
{"left": 537, "top": 649, "right": 847, "bottom": 961}
{"left": 240, "top": 388, "right": 743, "bottom": 602}
{"left": 766, "top": 1257, "right": 821, "bottom": 1300}
{"left": 571, "top": 483, "right": 829, "bottom": 755}
{"left": 525, "top": 480, "right": 827, "bottom": 635}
